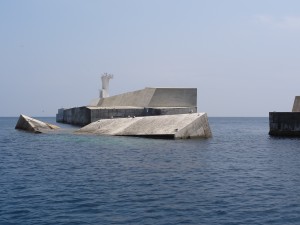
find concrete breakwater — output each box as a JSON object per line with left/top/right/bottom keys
{"left": 56, "top": 106, "right": 196, "bottom": 126}
{"left": 269, "top": 96, "right": 300, "bottom": 136}
{"left": 269, "top": 112, "right": 300, "bottom": 136}
{"left": 53, "top": 77, "right": 213, "bottom": 139}
{"left": 17, "top": 83, "right": 212, "bottom": 139}
{"left": 56, "top": 87, "right": 197, "bottom": 126}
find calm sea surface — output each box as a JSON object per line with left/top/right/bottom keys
{"left": 1, "top": 117, "right": 300, "bottom": 225}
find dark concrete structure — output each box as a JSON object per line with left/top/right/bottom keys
{"left": 269, "top": 96, "right": 300, "bottom": 136}
{"left": 57, "top": 106, "right": 196, "bottom": 126}
{"left": 57, "top": 107, "right": 91, "bottom": 126}
{"left": 269, "top": 112, "right": 300, "bottom": 136}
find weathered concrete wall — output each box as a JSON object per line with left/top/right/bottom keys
{"left": 90, "top": 107, "right": 145, "bottom": 122}
{"left": 269, "top": 112, "right": 300, "bottom": 136}
{"left": 148, "top": 88, "right": 197, "bottom": 107}
{"left": 57, "top": 106, "right": 197, "bottom": 125}
{"left": 89, "top": 106, "right": 197, "bottom": 122}
{"left": 56, "top": 108, "right": 64, "bottom": 123}
{"left": 77, "top": 113, "right": 212, "bottom": 139}
{"left": 174, "top": 113, "right": 211, "bottom": 139}
{"left": 98, "top": 88, "right": 155, "bottom": 107}
{"left": 153, "top": 107, "right": 197, "bottom": 115}
{"left": 57, "top": 87, "right": 199, "bottom": 126}
{"left": 292, "top": 96, "right": 300, "bottom": 112}
{"left": 61, "top": 107, "right": 91, "bottom": 126}
{"left": 96, "top": 88, "right": 197, "bottom": 107}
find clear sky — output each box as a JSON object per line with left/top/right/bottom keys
{"left": 1, "top": 0, "right": 300, "bottom": 117}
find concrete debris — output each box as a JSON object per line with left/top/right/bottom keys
{"left": 15, "top": 114, "right": 59, "bottom": 133}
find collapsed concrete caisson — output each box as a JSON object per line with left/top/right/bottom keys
{"left": 15, "top": 114, "right": 59, "bottom": 133}
{"left": 76, "top": 113, "right": 212, "bottom": 139}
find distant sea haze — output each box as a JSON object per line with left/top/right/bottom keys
{"left": 1, "top": 117, "right": 300, "bottom": 225}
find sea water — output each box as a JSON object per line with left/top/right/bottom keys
{"left": 1, "top": 117, "right": 300, "bottom": 225}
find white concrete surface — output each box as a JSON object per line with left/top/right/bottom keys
{"left": 15, "top": 114, "right": 59, "bottom": 133}
{"left": 76, "top": 113, "right": 212, "bottom": 139}
{"left": 95, "top": 87, "right": 197, "bottom": 108}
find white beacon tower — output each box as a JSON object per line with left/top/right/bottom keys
{"left": 100, "top": 73, "right": 113, "bottom": 98}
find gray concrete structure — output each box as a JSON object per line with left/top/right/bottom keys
{"left": 57, "top": 106, "right": 197, "bottom": 126}
{"left": 269, "top": 96, "right": 300, "bottom": 136}
{"left": 76, "top": 113, "right": 212, "bottom": 139}
{"left": 15, "top": 114, "right": 59, "bottom": 133}
{"left": 17, "top": 82, "right": 212, "bottom": 139}
{"left": 269, "top": 112, "right": 300, "bottom": 136}
{"left": 89, "top": 87, "right": 197, "bottom": 107}
{"left": 58, "top": 106, "right": 91, "bottom": 126}
{"left": 57, "top": 87, "right": 198, "bottom": 126}
{"left": 292, "top": 96, "right": 300, "bottom": 112}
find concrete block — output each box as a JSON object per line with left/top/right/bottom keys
{"left": 59, "top": 107, "right": 91, "bottom": 126}
{"left": 15, "top": 114, "right": 59, "bottom": 133}
{"left": 269, "top": 112, "right": 300, "bottom": 136}
{"left": 76, "top": 113, "right": 212, "bottom": 139}
{"left": 96, "top": 88, "right": 197, "bottom": 108}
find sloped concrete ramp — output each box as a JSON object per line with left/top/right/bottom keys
{"left": 76, "top": 113, "right": 212, "bottom": 139}
{"left": 89, "top": 87, "right": 197, "bottom": 108}
{"left": 15, "top": 114, "right": 59, "bottom": 133}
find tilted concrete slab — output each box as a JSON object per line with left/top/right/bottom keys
{"left": 76, "top": 113, "right": 212, "bottom": 139}
{"left": 15, "top": 114, "right": 59, "bottom": 133}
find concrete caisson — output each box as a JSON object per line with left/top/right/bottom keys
{"left": 269, "top": 96, "right": 300, "bottom": 136}
{"left": 57, "top": 87, "right": 198, "bottom": 126}
{"left": 269, "top": 112, "right": 300, "bottom": 136}
{"left": 76, "top": 113, "right": 212, "bottom": 139}
{"left": 15, "top": 114, "right": 59, "bottom": 133}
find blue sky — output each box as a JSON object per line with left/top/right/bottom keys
{"left": 1, "top": 0, "right": 300, "bottom": 116}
